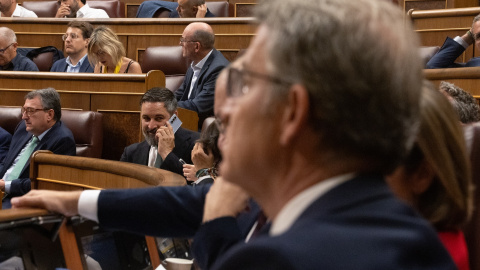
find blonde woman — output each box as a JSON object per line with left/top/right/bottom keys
{"left": 387, "top": 82, "right": 473, "bottom": 270}
{"left": 88, "top": 26, "right": 141, "bottom": 74}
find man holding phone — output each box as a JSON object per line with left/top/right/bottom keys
{"left": 120, "top": 88, "right": 199, "bottom": 179}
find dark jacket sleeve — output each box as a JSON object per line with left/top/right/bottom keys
{"left": 97, "top": 184, "right": 211, "bottom": 237}
{"left": 0, "top": 128, "right": 11, "bottom": 164}
{"left": 426, "top": 37, "right": 468, "bottom": 69}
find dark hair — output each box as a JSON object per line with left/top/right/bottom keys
{"left": 25, "top": 88, "right": 62, "bottom": 121}
{"left": 197, "top": 121, "right": 221, "bottom": 165}
{"left": 193, "top": 29, "right": 215, "bottom": 50}
{"left": 140, "top": 87, "right": 177, "bottom": 115}
{"left": 67, "top": 21, "right": 94, "bottom": 39}
{"left": 80, "top": 0, "right": 86, "bottom": 5}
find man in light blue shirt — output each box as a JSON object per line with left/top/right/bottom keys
{"left": 50, "top": 21, "right": 94, "bottom": 73}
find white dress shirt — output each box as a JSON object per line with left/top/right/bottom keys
{"left": 187, "top": 50, "right": 213, "bottom": 98}
{"left": 0, "top": 4, "right": 38, "bottom": 17}
{"left": 77, "top": 4, "right": 109, "bottom": 18}
{"left": 66, "top": 53, "right": 88, "bottom": 73}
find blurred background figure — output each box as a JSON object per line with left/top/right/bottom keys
{"left": 387, "top": 82, "right": 473, "bottom": 270}
{"left": 88, "top": 26, "right": 142, "bottom": 74}
{"left": 439, "top": 81, "right": 480, "bottom": 124}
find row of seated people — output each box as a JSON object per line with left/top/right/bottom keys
{"left": 1, "top": 20, "right": 231, "bottom": 130}
{"left": 3, "top": 0, "right": 231, "bottom": 18}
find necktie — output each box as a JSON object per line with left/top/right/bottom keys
{"left": 154, "top": 154, "right": 163, "bottom": 168}
{"left": 6, "top": 136, "right": 39, "bottom": 181}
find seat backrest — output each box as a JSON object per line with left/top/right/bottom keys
{"left": 88, "top": 0, "right": 125, "bottom": 18}
{"left": 419, "top": 46, "right": 440, "bottom": 66}
{"left": 201, "top": 116, "right": 215, "bottom": 132}
{"left": 141, "top": 46, "right": 189, "bottom": 75}
{"left": 0, "top": 107, "right": 103, "bottom": 158}
{"left": 31, "top": 51, "right": 55, "bottom": 72}
{"left": 0, "top": 106, "right": 21, "bottom": 135}
{"left": 61, "top": 110, "right": 103, "bottom": 159}
{"left": 206, "top": 1, "right": 229, "bottom": 17}
{"left": 463, "top": 123, "right": 480, "bottom": 270}
{"left": 166, "top": 75, "right": 185, "bottom": 93}
{"left": 21, "top": 1, "right": 59, "bottom": 17}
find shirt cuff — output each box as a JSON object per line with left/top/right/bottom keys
{"left": 454, "top": 36, "right": 469, "bottom": 49}
{"left": 5, "top": 181, "right": 11, "bottom": 194}
{"left": 78, "top": 190, "right": 101, "bottom": 223}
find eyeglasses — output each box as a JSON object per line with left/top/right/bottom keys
{"left": 0, "top": 43, "right": 14, "bottom": 54}
{"left": 21, "top": 107, "right": 48, "bottom": 117}
{"left": 62, "top": 33, "right": 81, "bottom": 41}
{"left": 179, "top": 38, "right": 198, "bottom": 44}
{"left": 227, "top": 67, "right": 291, "bottom": 98}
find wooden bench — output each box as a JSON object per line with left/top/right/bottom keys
{"left": 424, "top": 66, "right": 480, "bottom": 100}
{"left": 0, "top": 70, "right": 199, "bottom": 160}
{"left": 0, "top": 17, "right": 256, "bottom": 64}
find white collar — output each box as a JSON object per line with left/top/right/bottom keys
{"left": 191, "top": 49, "right": 213, "bottom": 71}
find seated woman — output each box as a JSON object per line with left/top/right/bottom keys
{"left": 88, "top": 26, "right": 142, "bottom": 74}
{"left": 386, "top": 82, "right": 473, "bottom": 270}
{"left": 183, "top": 121, "right": 221, "bottom": 185}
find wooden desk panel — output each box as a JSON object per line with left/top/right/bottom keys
{"left": 409, "top": 7, "right": 480, "bottom": 62}
{"left": 424, "top": 67, "right": 480, "bottom": 100}
{"left": 1, "top": 17, "right": 256, "bottom": 61}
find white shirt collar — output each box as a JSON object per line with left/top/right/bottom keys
{"left": 270, "top": 173, "right": 355, "bottom": 236}
{"left": 191, "top": 49, "right": 213, "bottom": 72}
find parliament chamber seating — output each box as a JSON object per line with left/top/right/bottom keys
{"left": 0, "top": 107, "right": 104, "bottom": 159}
{"left": 142, "top": 46, "right": 189, "bottom": 92}
{"left": 21, "top": 0, "right": 125, "bottom": 17}
{"left": 152, "top": 1, "right": 230, "bottom": 17}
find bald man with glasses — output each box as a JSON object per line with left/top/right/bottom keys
{"left": 0, "top": 27, "right": 38, "bottom": 71}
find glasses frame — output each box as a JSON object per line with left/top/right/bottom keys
{"left": 227, "top": 67, "right": 292, "bottom": 98}
{"left": 62, "top": 33, "right": 81, "bottom": 41}
{"left": 0, "top": 43, "right": 14, "bottom": 54}
{"left": 21, "top": 107, "right": 49, "bottom": 117}
{"left": 179, "top": 38, "right": 198, "bottom": 44}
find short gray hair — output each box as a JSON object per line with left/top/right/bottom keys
{"left": 440, "top": 81, "right": 480, "bottom": 124}
{"left": 193, "top": 29, "right": 215, "bottom": 50}
{"left": 25, "top": 88, "right": 62, "bottom": 121}
{"left": 140, "top": 87, "right": 177, "bottom": 115}
{"left": 0, "top": 27, "right": 17, "bottom": 43}
{"left": 255, "top": 0, "right": 422, "bottom": 173}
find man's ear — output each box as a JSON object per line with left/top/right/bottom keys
{"left": 409, "top": 160, "right": 435, "bottom": 195}
{"left": 47, "top": 109, "right": 55, "bottom": 122}
{"left": 279, "top": 84, "right": 309, "bottom": 146}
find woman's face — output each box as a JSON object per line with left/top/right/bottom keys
{"left": 91, "top": 45, "right": 114, "bottom": 68}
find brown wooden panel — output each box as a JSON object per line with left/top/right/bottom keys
{"left": 424, "top": 67, "right": 480, "bottom": 96}
{"left": 235, "top": 3, "right": 255, "bottom": 17}
{"left": 405, "top": 0, "right": 446, "bottom": 11}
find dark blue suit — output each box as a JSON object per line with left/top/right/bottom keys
{"left": 175, "top": 49, "right": 229, "bottom": 129}
{"left": 426, "top": 37, "right": 480, "bottom": 68}
{"left": 50, "top": 57, "right": 94, "bottom": 73}
{"left": 0, "top": 127, "right": 12, "bottom": 163}
{"left": 0, "top": 121, "right": 76, "bottom": 197}
{"left": 203, "top": 175, "right": 456, "bottom": 270}
{"left": 136, "top": 1, "right": 215, "bottom": 18}
{"left": 120, "top": 127, "right": 199, "bottom": 176}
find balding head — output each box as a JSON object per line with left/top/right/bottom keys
{"left": 184, "top": 22, "right": 215, "bottom": 50}
{"left": 0, "top": 27, "right": 17, "bottom": 66}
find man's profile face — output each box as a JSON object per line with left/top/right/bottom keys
{"left": 176, "top": 0, "right": 196, "bottom": 18}
{"left": 22, "top": 97, "right": 53, "bottom": 136}
{"left": 64, "top": 27, "right": 88, "bottom": 57}
{"left": 473, "top": 21, "right": 480, "bottom": 51}
{"left": 0, "top": 36, "right": 16, "bottom": 66}
{"left": 141, "top": 102, "right": 172, "bottom": 146}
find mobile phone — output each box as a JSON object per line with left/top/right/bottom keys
{"left": 179, "top": 158, "right": 186, "bottom": 165}
{"left": 169, "top": 114, "right": 182, "bottom": 134}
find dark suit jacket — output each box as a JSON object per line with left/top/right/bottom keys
{"left": 50, "top": 57, "right": 94, "bottom": 73}
{"left": 0, "top": 127, "right": 12, "bottom": 164}
{"left": 120, "top": 127, "right": 199, "bottom": 176}
{"left": 135, "top": 1, "right": 215, "bottom": 18}
{"left": 426, "top": 37, "right": 480, "bottom": 68}
{"left": 201, "top": 175, "right": 456, "bottom": 270}
{"left": 0, "top": 121, "right": 76, "bottom": 197}
{"left": 175, "top": 49, "right": 230, "bottom": 129}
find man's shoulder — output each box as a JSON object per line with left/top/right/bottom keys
{"left": 209, "top": 49, "right": 230, "bottom": 66}
{"left": 80, "top": 4, "right": 110, "bottom": 18}
{"left": 124, "top": 140, "right": 149, "bottom": 152}
{"left": 51, "top": 59, "right": 67, "bottom": 71}
{"left": 49, "top": 121, "right": 75, "bottom": 140}
{"left": 13, "top": 54, "right": 39, "bottom": 71}
{"left": 176, "top": 127, "right": 200, "bottom": 140}
{"left": 17, "top": 5, "right": 38, "bottom": 17}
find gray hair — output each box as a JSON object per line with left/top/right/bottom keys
{"left": 0, "top": 27, "right": 17, "bottom": 43}
{"left": 25, "top": 88, "right": 62, "bottom": 121}
{"left": 473, "top": 13, "right": 480, "bottom": 24}
{"left": 140, "top": 87, "right": 177, "bottom": 115}
{"left": 193, "top": 29, "right": 215, "bottom": 50}
{"left": 255, "top": 0, "right": 422, "bottom": 173}
{"left": 440, "top": 81, "right": 480, "bottom": 124}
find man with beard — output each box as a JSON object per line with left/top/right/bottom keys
{"left": 55, "top": 0, "right": 108, "bottom": 18}
{"left": 51, "top": 21, "right": 94, "bottom": 73}
{"left": 120, "top": 87, "right": 199, "bottom": 178}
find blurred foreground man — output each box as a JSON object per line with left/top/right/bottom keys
{"left": 12, "top": 0, "right": 456, "bottom": 269}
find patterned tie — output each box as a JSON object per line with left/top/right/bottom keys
{"left": 6, "top": 136, "right": 39, "bottom": 181}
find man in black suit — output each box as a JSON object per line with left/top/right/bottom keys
{"left": 0, "top": 127, "right": 12, "bottom": 163}
{"left": 175, "top": 22, "right": 230, "bottom": 129}
{"left": 0, "top": 88, "right": 75, "bottom": 205}
{"left": 120, "top": 88, "right": 199, "bottom": 178}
